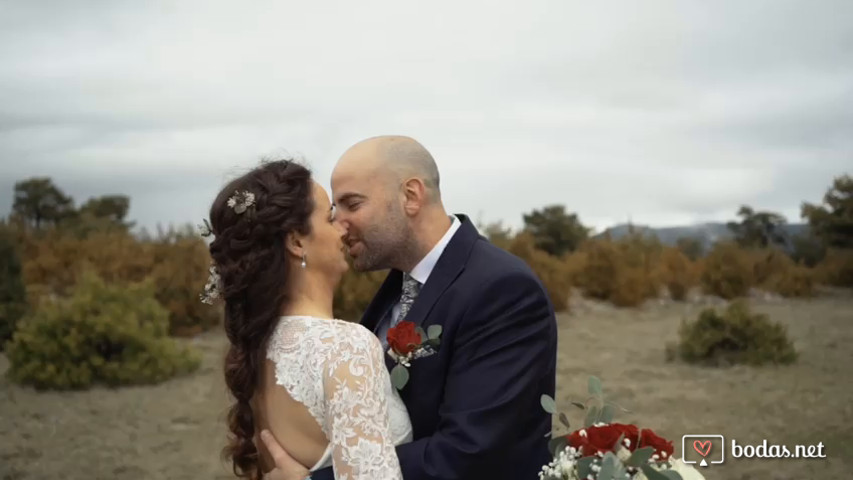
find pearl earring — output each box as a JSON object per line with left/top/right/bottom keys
{"left": 301, "top": 253, "right": 307, "bottom": 269}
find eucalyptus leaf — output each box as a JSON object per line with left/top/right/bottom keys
{"left": 626, "top": 446, "right": 655, "bottom": 467}
{"left": 584, "top": 405, "right": 599, "bottom": 427}
{"left": 548, "top": 436, "right": 567, "bottom": 457}
{"left": 588, "top": 375, "right": 603, "bottom": 396}
{"left": 576, "top": 456, "right": 595, "bottom": 478}
{"left": 427, "top": 324, "right": 442, "bottom": 339}
{"left": 558, "top": 412, "right": 570, "bottom": 430}
{"left": 640, "top": 464, "right": 683, "bottom": 480}
{"left": 571, "top": 401, "right": 586, "bottom": 410}
{"left": 540, "top": 394, "right": 557, "bottom": 414}
{"left": 600, "top": 403, "right": 615, "bottom": 424}
{"left": 597, "top": 452, "right": 618, "bottom": 480}
{"left": 390, "top": 365, "right": 409, "bottom": 390}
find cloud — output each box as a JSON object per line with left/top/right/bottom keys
{"left": 1, "top": 0, "right": 851, "bottom": 234}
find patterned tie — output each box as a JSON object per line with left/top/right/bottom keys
{"left": 393, "top": 273, "right": 421, "bottom": 328}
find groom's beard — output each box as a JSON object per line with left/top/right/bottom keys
{"left": 349, "top": 217, "right": 415, "bottom": 272}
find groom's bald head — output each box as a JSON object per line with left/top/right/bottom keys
{"left": 334, "top": 135, "right": 441, "bottom": 203}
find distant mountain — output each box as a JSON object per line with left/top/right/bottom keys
{"left": 596, "top": 222, "right": 810, "bottom": 251}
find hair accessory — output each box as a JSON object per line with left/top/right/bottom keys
{"left": 200, "top": 264, "right": 222, "bottom": 305}
{"left": 227, "top": 190, "right": 256, "bottom": 214}
{"left": 197, "top": 219, "right": 213, "bottom": 237}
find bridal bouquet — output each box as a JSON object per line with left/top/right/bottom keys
{"left": 539, "top": 377, "right": 704, "bottom": 480}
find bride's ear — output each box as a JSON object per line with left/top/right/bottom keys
{"left": 285, "top": 232, "right": 305, "bottom": 260}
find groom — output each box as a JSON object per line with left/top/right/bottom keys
{"left": 261, "top": 135, "right": 557, "bottom": 479}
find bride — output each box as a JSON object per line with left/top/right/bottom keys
{"left": 203, "top": 159, "right": 412, "bottom": 480}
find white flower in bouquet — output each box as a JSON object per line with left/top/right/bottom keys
{"left": 538, "top": 376, "right": 706, "bottom": 480}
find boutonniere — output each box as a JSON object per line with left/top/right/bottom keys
{"left": 386, "top": 321, "right": 442, "bottom": 390}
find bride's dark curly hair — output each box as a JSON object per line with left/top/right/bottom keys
{"left": 207, "top": 159, "right": 315, "bottom": 479}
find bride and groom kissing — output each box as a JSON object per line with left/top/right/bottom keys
{"left": 204, "top": 135, "right": 558, "bottom": 480}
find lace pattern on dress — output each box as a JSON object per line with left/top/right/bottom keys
{"left": 266, "top": 316, "right": 404, "bottom": 480}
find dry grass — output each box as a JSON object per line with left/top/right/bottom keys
{"left": 2, "top": 290, "right": 852, "bottom": 480}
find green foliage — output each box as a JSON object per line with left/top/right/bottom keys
{"left": 13, "top": 177, "right": 76, "bottom": 229}
{"left": 699, "top": 241, "right": 754, "bottom": 299}
{"left": 508, "top": 232, "right": 572, "bottom": 311}
{"left": 789, "top": 233, "right": 827, "bottom": 267}
{"left": 801, "top": 174, "right": 853, "bottom": 249}
{"left": 5, "top": 271, "right": 201, "bottom": 390}
{"left": 522, "top": 205, "right": 591, "bottom": 257}
{"left": 0, "top": 222, "right": 28, "bottom": 350}
{"left": 670, "top": 300, "right": 798, "bottom": 367}
{"left": 726, "top": 205, "right": 789, "bottom": 249}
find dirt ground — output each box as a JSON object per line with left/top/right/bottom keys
{"left": 2, "top": 291, "right": 852, "bottom": 480}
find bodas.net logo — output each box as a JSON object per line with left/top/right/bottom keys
{"left": 681, "top": 435, "right": 725, "bottom": 467}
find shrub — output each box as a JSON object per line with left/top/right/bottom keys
{"left": 572, "top": 235, "right": 660, "bottom": 307}
{"left": 669, "top": 300, "right": 797, "bottom": 366}
{"left": 5, "top": 271, "right": 201, "bottom": 390}
{"left": 149, "top": 236, "right": 222, "bottom": 336}
{"left": 815, "top": 248, "right": 853, "bottom": 287}
{"left": 699, "top": 241, "right": 754, "bottom": 299}
{"left": 750, "top": 248, "right": 794, "bottom": 286}
{"left": 0, "top": 224, "right": 28, "bottom": 350}
{"left": 333, "top": 265, "right": 388, "bottom": 321}
{"left": 766, "top": 265, "right": 815, "bottom": 298}
{"left": 656, "top": 247, "right": 698, "bottom": 301}
{"left": 508, "top": 232, "right": 572, "bottom": 311}
{"left": 739, "top": 248, "right": 815, "bottom": 298}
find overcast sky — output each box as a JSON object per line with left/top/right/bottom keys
{"left": 1, "top": 0, "right": 851, "bottom": 234}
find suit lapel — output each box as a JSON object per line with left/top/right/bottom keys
{"left": 399, "top": 214, "right": 479, "bottom": 330}
{"left": 359, "top": 269, "right": 402, "bottom": 333}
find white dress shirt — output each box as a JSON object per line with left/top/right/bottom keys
{"left": 381, "top": 215, "right": 461, "bottom": 334}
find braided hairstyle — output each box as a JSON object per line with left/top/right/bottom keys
{"left": 207, "top": 159, "right": 314, "bottom": 479}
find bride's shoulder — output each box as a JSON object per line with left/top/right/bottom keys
{"left": 329, "top": 318, "right": 382, "bottom": 348}
{"left": 276, "top": 316, "right": 379, "bottom": 349}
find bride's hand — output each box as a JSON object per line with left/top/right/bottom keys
{"left": 259, "top": 430, "right": 311, "bottom": 480}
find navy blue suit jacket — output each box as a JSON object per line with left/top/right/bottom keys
{"left": 312, "top": 214, "right": 557, "bottom": 480}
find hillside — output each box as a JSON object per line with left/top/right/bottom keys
{"left": 598, "top": 222, "right": 810, "bottom": 250}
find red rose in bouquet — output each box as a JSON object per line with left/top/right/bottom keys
{"left": 639, "top": 428, "right": 674, "bottom": 459}
{"left": 566, "top": 423, "right": 640, "bottom": 456}
{"left": 387, "top": 321, "right": 422, "bottom": 355}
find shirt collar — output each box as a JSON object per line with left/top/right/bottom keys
{"left": 408, "top": 215, "right": 461, "bottom": 285}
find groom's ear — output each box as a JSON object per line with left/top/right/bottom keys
{"left": 402, "top": 177, "right": 426, "bottom": 215}
{"left": 284, "top": 232, "right": 305, "bottom": 259}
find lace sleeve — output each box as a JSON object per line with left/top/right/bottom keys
{"left": 322, "top": 325, "right": 402, "bottom": 480}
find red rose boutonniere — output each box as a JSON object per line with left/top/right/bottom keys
{"left": 386, "top": 321, "right": 441, "bottom": 390}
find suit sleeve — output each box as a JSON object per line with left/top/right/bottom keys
{"left": 395, "top": 270, "right": 557, "bottom": 480}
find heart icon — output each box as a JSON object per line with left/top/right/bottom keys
{"left": 693, "top": 440, "right": 712, "bottom": 457}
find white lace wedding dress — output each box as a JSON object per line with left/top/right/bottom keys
{"left": 266, "top": 315, "right": 413, "bottom": 480}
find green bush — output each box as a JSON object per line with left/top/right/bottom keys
{"left": 0, "top": 223, "right": 28, "bottom": 350}
{"left": 669, "top": 300, "right": 797, "bottom": 367}
{"left": 5, "top": 271, "right": 201, "bottom": 390}
{"left": 699, "top": 242, "right": 754, "bottom": 299}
